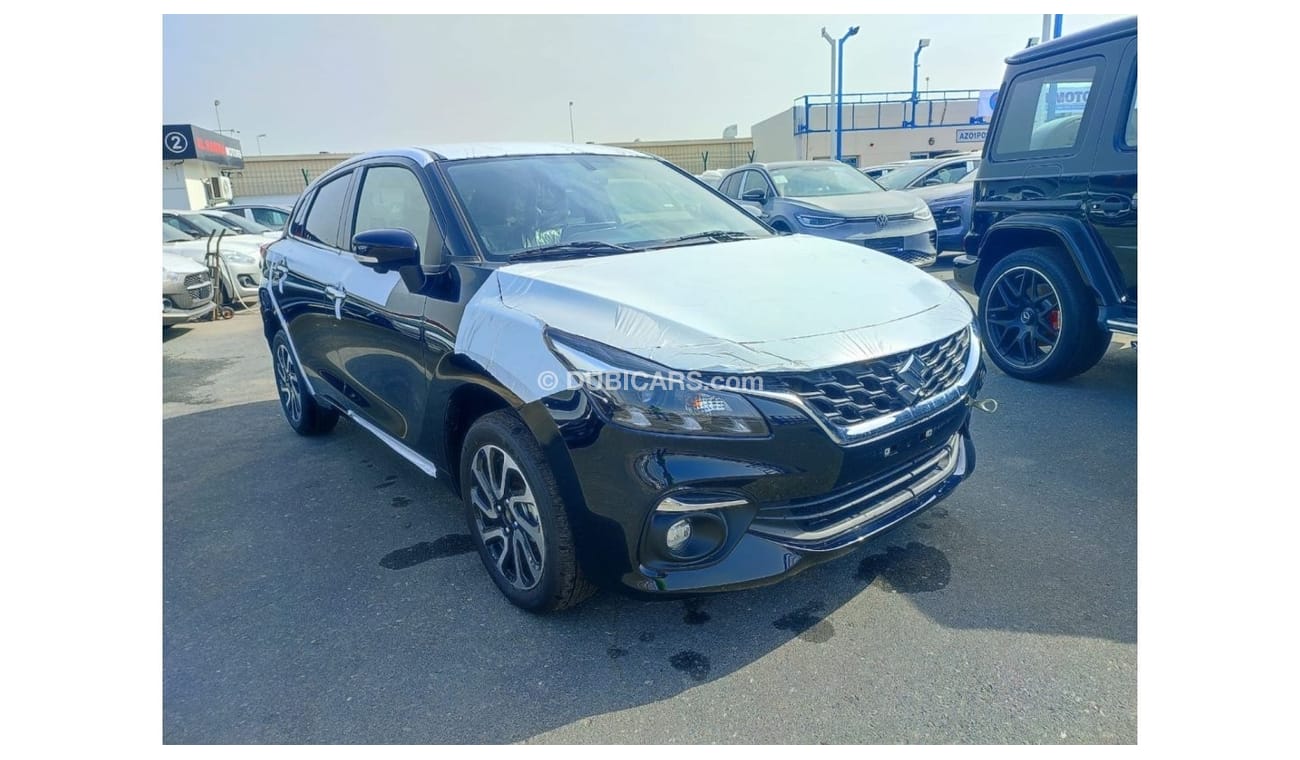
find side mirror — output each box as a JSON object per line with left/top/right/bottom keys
{"left": 353, "top": 228, "right": 420, "bottom": 271}
{"left": 738, "top": 202, "right": 764, "bottom": 219}
{"left": 741, "top": 188, "right": 768, "bottom": 202}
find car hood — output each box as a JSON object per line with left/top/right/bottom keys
{"left": 904, "top": 183, "right": 973, "bottom": 203}
{"left": 491, "top": 234, "right": 973, "bottom": 373}
{"left": 163, "top": 237, "right": 262, "bottom": 257}
{"left": 784, "top": 191, "right": 924, "bottom": 217}
{"left": 162, "top": 251, "right": 207, "bottom": 274}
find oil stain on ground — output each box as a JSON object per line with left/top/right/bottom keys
{"left": 162, "top": 357, "right": 234, "bottom": 405}
{"left": 855, "top": 541, "right": 951, "bottom": 592}
{"left": 669, "top": 651, "right": 710, "bottom": 681}
{"left": 772, "top": 602, "right": 836, "bottom": 643}
{"left": 379, "top": 534, "right": 477, "bottom": 569}
{"left": 390, "top": 496, "right": 411, "bottom": 508}
{"left": 606, "top": 647, "right": 628, "bottom": 659}
{"left": 374, "top": 475, "right": 399, "bottom": 490}
{"left": 682, "top": 598, "right": 711, "bottom": 625}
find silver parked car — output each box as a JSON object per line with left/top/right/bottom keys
{"left": 161, "top": 221, "right": 263, "bottom": 305}
{"left": 717, "top": 161, "right": 938, "bottom": 267}
{"left": 162, "top": 251, "right": 214, "bottom": 327}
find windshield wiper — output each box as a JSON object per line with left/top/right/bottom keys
{"left": 507, "top": 241, "right": 635, "bottom": 262}
{"left": 650, "top": 230, "right": 759, "bottom": 248}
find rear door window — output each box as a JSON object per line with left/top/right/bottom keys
{"left": 300, "top": 173, "right": 352, "bottom": 248}
{"left": 992, "top": 60, "right": 1100, "bottom": 158}
{"left": 719, "top": 173, "right": 741, "bottom": 198}
{"left": 252, "top": 208, "right": 289, "bottom": 228}
{"left": 740, "top": 171, "right": 769, "bottom": 198}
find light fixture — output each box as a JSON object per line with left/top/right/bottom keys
{"left": 666, "top": 519, "right": 692, "bottom": 552}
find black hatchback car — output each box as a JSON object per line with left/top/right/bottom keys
{"left": 953, "top": 17, "right": 1136, "bottom": 381}
{"left": 261, "top": 143, "right": 988, "bottom": 611}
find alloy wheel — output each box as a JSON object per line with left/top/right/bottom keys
{"left": 274, "top": 343, "right": 303, "bottom": 424}
{"left": 983, "top": 266, "right": 1062, "bottom": 369}
{"left": 469, "top": 444, "right": 547, "bottom": 591}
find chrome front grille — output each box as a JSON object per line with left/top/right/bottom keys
{"left": 769, "top": 328, "right": 970, "bottom": 429}
{"left": 184, "top": 272, "right": 210, "bottom": 288}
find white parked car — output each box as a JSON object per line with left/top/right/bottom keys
{"left": 199, "top": 209, "right": 281, "bottom": 238}
{"left": 161, "top": 221, "right": 263, "bottom": 305}
{"left": 162, "top": 251, "right": 214, "bottom": 327}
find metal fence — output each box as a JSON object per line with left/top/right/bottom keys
{"left": 228, "top": 154, "right": 355, "bottom": 198}
{"left": 605, "top": 139, "right": 755, "bottom": 174}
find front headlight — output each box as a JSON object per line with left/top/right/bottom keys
{"left": 548, "top": 331, "right": 769, "bottom": 437}
{"left": 794, "top": 214, "right": 846, "bottom": 229}
{"left": 162, "top": 269, "right": 186, "bottom": 287}
{"left": 912, "top": 204, "right": 933, "bottom": 221}
{"left": 222, "top": 252, "right": 256, "bottom": 265}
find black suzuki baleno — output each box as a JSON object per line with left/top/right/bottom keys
{"left": 261, "top": 143, "right": 989, "bottom": 612}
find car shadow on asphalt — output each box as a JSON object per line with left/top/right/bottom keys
{"left": 163, "top": 348, "right": 1135, "bottom": 743}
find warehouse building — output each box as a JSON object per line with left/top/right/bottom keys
{"left": 751, "top": 89, "right": 997, "bottom": 167}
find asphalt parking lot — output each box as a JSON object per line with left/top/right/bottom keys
{"left": 162, "top": 267, "right": 1136, "bottom": 744}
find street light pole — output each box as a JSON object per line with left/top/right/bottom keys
{"left": 910, "top": 38, "right": 930, "bottom": 127}
{"left": 816, "top": 28, "right": 837, "bottom": 163}
{"left": 568, "top": 101, "right": 575, "bottom": 143}
{"left": 257, "top": 133, "right": 267, "bottom": 155}
{"left": 213, "top": 99, "right": 223, "bottom": 133}
{"left": 834, "top": 25, "right": 860, "bottom": 163}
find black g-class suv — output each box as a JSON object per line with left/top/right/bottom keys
{"left": 261, "top": 143, "right": 990, "bottom": 611}
{"left": 953, "top": 17, "right": 1136, "bottom": 381}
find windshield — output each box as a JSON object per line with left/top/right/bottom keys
{"left": 206, "top": 211, "right": 271, "bottom": 234}
{"left": 768, "top": 163, "right": 884, "bottom": 197}
{"left": 875, "top": 163, "right": 934, "bottom": 190}
{"left": 958, "top": 168, "right": 977, "bottom": 184}
{"left": 163, "top": 224, "right": 193, "bottom": 243}
{"left": 174, "top": 213, "right": 228, "bottom": 235}
{"left": 442, "top": 154, "right": 770, "bottom": 259}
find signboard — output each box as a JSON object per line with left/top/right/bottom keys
{"left": 956, "top": 128, "right": 988, "bottom": 144}
{"left": 977, "top": 89, "right": 999, "bottom": 120}
{"left": 162, "top": 124, "right": 244, "bottom": 169}
{"left": 1051, "top": 83, "right": 1091, "bottom": 113}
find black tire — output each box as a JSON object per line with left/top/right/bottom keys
{"left": 460, "top": 410, "right": 595, "bottom": 613}
{"left": 271, "top": 330, "right": 339, "bottom": 436}
{"left": 977, "top": 247, "right": 1111, "bottom": 382}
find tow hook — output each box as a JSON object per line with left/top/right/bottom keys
{"left": 968, "top": 397, "right": 999, "bottom": 414}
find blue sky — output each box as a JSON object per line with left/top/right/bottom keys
{"left": 163, "top": 14, "right": 1127, "bottom": 155}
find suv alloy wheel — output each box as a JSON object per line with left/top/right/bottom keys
{"left": 978, "top": 247, "right": 1111, "bottom": 381}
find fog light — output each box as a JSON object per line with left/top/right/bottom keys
{"left": 162, "top": 298, "right": 174, "bottom": 311}
{"left": 666, "top": 518, "right": 692, "bottom": 551}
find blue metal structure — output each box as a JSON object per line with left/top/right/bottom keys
{"left": 795, "top": 90, "right": 985, "bottom": 136}
{"left": 834, "top": 26, "right": 860, "bottom": 162}
{"left": 908, "top": 39, "right": 931, "bottom": 127}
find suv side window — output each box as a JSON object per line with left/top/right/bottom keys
{"left": 1124, "top": 78, "right": 1137, "bottom": 148}
{"left": 301, "top": 172, "right": 352, "bottom": 248}
{"left": 740, "top": 170, "right": 769, "bottom": 198}
{"left": 719, "top": 173, "right": 741, "bottom": 199}
{"left": 352, "top": 166, "right": 440, "bottom": 258}
{"left": 992, "top": 60, "right": 1100, "bottom": 158}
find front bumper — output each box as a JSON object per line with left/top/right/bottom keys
{"left": 796, "top": 220, "right": 938, "bottom": 267}
{"left": 951, "top": 254, "right": 979, "bottom": 294}
{"left": 543, "top": 338, "right": 985, "bottom": 595}
{"left": 163, "top": 300, "right": 214, "bottom": 325}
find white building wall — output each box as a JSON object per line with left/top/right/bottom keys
{"left": 162, "top": 160, "right": 226, "bottom": 210}
{"left": 754, "top": 99, "right": 988, "bottom": 167}
{"left": 750, "top": 108, "right": 798, "bottom": 162}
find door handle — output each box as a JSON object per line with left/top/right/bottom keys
{"left": 324, "top": 284, "right": 346, "bottom": 320}
{"left": 1088, "top": 197, "right": 1132, "bottom": 216}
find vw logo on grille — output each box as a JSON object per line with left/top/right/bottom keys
{"left": 893, "top": 353, "right": 932, "bottom": 403}
{"left": 876, "top": 214, "right": 889, "bottom": 228}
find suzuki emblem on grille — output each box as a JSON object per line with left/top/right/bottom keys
{"left": 893, "top": 354, "right": 931, "bottom": 403}
{"left": 876, "top": 214, "right": 889, "bottom": 228}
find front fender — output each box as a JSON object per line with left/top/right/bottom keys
{"left": 975, "top": 213, "right": 1126, "bottom": 306}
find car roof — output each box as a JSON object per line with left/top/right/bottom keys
{"left": 1006, "top": 16, "right": 1136, "bottom": 64}
{"left": 332, "top": 143, "right": 646, "bottom": 170}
